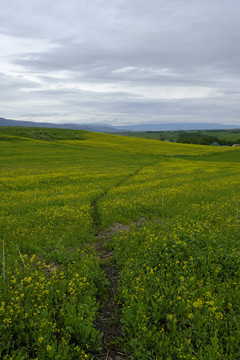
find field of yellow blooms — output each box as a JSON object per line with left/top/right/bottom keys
{"left": 0, "top": 127, "right": 239, "bottom": 359}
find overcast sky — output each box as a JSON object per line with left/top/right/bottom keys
{"left": 1, "top": 0, "right": 240, "bottom": 125}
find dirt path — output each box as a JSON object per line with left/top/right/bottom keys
{"left": 92, "top": 216, "right": 130, "bottom": 359}
{"left": 90, "top": 167, "right": 148, "bottom": 359}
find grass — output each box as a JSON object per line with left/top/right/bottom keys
{"left": 0, "top": 126, "right": 240, "bottom": 359}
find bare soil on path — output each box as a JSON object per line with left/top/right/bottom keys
{"left": 93, "top": 221, "right": 130, "bottom": 360}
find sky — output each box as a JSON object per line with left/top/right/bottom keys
{"left": 0, "top": 0, "right": 240, "bottom": 125}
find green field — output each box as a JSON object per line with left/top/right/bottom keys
{"left": 116, "top": 128, "right": 240, "bottom": 146}
{"left": 0, "top": 127, "right": 240, "bottom": 359}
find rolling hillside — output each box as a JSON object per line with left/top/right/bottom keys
{"left": 0, "top": 127, "right": 240, "bottom": 359}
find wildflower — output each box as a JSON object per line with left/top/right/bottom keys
{"left": 193, "top": 299, "right": 203, "bottom": 308}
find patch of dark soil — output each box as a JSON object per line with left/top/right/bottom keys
{"left": 92, "top": 228, "right": 129, "bottom": 356}
{"left": 94, "top": 240, "right": 129, "bottom": 360}
{"left": 94, "top": 261, "right": 128, "bottom": 359}
{"left": 90, "top": 195, "right": 146, "bottom": 359}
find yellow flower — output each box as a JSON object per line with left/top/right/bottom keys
{"left": 193, "top": 298, "right": 203, "bottom": 308}
{"left": 46, "top": 345, "right": 52, "bottom": 351}
{"left": 38, "top": 337, "right": 43, "bottom": 343}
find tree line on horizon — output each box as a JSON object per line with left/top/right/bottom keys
{"left": 157, "top": 130, "right": 240, "bottom": 146}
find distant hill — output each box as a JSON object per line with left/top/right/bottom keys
{"left": 0, "top": 117, "right": 239, "bottom": 132}
{"left": 0, "top": 118, "right": 119, "bottom": 133}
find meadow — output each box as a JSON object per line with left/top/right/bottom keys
{"left": 0, "top": 127, "right": 239, "bottom": 359}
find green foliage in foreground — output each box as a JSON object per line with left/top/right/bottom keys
{"left": 105, "top": 160, "right": 240, "bottom": 359}
{"left": 0, "top": 248, "right": 105, "bottom": 359}
{"left": 0, "top": 127, "right": 240, "bottom": 359}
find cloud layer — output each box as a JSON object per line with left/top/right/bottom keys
{"left": 1, "top": 0, "right": 240, "bottom": 125}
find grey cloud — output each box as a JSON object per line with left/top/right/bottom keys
{"left": 11, "top": 1, "right": 240, "bottom": 72}
{"left": 1, "top": 0, "right": 240, "bottom": 124}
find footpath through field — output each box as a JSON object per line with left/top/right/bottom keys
{"left": 91, "top": 165, "right": 149, "bottom": 360}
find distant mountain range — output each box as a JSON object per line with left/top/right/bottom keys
{"left": 115, "top": 123, "right": 240, "bottom": 131}
{"left": 0, "top": 117, "right": 119, "bottom": 133}
{"left": 0, "top": 117, "right": 239, "bottom": 132}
